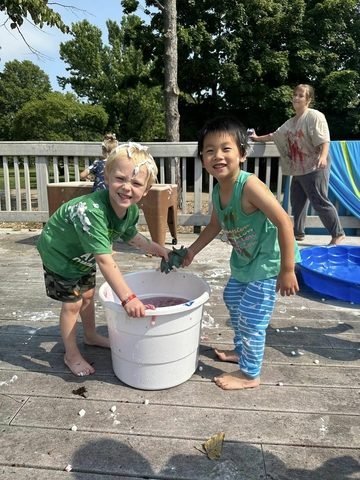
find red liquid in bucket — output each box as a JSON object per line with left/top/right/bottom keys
{"left": 141, "top": 295, "right": 189, "bottom": 308}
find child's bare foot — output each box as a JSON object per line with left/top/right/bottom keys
{"left": 214, "top": 348, "right": 240, "bottom": 363}
{"left": 330, "top": 234, "right": 345, "bottom": 245}
{"left": 214, "top": 370, "right": 260, "bottom": 390}
{"left": 64, "top": 354, "right": 95, "bottom": 377}
{"left": 84, "top": 332, "right": 110, "bottom": 349}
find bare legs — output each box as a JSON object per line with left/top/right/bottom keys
{"left": 214, "top": 370, "right": 261, "bottom": 390}
{"left": 213, "top": 349, "right": 260, "bottom": 390}
{"left": 60, "top": 288, "right": 110, "bottom": 376}
{"left": 214, "top": 278, "right": 277, "bottom": 391}
{"left": 214, "top": 348, "right": 240, "bottom": 363}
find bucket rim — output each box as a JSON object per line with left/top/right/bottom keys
{"left": 98, "top": 269, "right": 211, "bottom": 315}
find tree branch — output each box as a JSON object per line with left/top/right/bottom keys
{"left": 151, "top": 0, "right": 164, "bottom": 12}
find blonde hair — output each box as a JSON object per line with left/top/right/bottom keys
{"left": 102, "top": 133, "right": 118, "bottom": 155}
{"left": 105, "top": 142, "right": 158, "bottom": 189}
{"left": 294, "top": 84, "right": 314, "bottom": 101}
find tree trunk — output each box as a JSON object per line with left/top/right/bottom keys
{"left": 163, "top": 0, "right": 181, "bottom": 207}
{"left": 163, "top": 0, "right": 180, "bottom": 142}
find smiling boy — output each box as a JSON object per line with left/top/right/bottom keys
{"left": 37, "top": 142, "right": 170, "bottom": 377}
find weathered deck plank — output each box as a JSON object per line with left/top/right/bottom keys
{"left": 1, "top": 228, "right": 360, "bottom": 479}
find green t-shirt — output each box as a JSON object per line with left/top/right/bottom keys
{"left": 213, "top": 171, "right": 301, "bottom": 282}
{"left": 37, "top": 189, "right": 139, "bottom": 278}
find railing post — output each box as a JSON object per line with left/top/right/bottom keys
{"left": 193, "top": 157, "right": 203, "bottom": 233}
{"left": 36, "top": 156, "right": 50, "bottom": 218}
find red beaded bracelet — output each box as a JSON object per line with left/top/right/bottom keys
{"left": 121, "top": 293, "right": 137, "bottom": 307}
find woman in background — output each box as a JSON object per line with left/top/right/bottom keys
{"left": 250, "top": 84, "right": 345, "bottom": 245}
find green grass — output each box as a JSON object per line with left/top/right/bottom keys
{"left": 0, "top": 166, "right": 77, "bottom": 189}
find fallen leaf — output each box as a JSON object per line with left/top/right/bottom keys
{"left": 204, "top": 431, "right": 225, "bottom": 460}
{"left": 72, "top": 386, "right": 87, "bottom": 398}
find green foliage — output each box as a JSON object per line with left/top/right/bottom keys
{"left": 0, "top": 60, "right": 52, "bottom": 140}
{"left": 124, "top": 0, "right": 360, "bottom": 139}
{"left": 58, "top": 17, "right": 165, "bottom": 141}
{"left": 3, "top": 0, "right": 360, "bottom": 141}
{"left": 321, "top": 70, "right": 359, "bottom": 112}
{"left": 11, "top": 92, "right": 108, "bottom": 141}
{"left": 121, "top": 0, "right": 139, "bottom": 14}
{"left": 1, "top": 0, "right": 70, "bottom": 33}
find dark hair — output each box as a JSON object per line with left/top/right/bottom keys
{"left": 198, "top": 116, "right": 248, "bottom": 160}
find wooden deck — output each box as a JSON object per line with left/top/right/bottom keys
{"left": 1, "top": 228, "right": 360, "bottom": 479}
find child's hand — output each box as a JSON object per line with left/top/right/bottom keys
{"left": 182, "top": 249, "right": 196, "bottom": 268}
{"left": 160, "top": 246, "right": 188, "bottom": 274}
{"left": 276, "top": 270, "right": 299, "bottom": 296}
{"left": 156, "top": 246, "right": 172, "bottom": 262}
{"left": 123, "top": 296, "right": 146, "bottom": 318}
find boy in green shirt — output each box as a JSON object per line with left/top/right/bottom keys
{"left": 37, "top": 142, "right": 171, "bottom": 377}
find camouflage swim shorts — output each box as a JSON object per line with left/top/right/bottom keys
{"left": 42, "top": 265, "right": 96, "bottom": 303}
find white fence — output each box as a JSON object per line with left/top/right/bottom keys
{"left": 0, "top": 141, "right": 359, "bottom": 232}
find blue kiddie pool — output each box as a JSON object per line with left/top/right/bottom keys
{"left": 298, "top": 245, "right": 360, "bottom": 304}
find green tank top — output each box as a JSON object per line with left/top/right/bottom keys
{"left": 213, "top": 171, "right": 300, "bottom": 282}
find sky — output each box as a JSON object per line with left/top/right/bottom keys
{"left": 0, "top": 1, "right": 139, "bottom": 91}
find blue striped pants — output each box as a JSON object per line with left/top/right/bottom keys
{"left": 223, "top": 276, "right": 277, "bottom": 378}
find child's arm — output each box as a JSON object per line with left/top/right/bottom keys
{"left": 95, "top": 234, "right": 171, "bottom": 318}
{"left": 243, "top": 176, "right": 299, "bottom": 296}
{"left": 182, "top": 209, "right": 222, "bottom": 267}
{"left": 80, "top": 167, "right": 93, "bottom": 181}
{"left": 80, "top": 168, "right": 89, "bottom": 180}
{"left": 127, "top": 233, "right": 171, "bottom": 260}
{"left": 95, "top": 253, "right": 148, "bottom": 317}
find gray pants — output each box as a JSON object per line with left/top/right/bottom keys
{"left": 290, "top": 161, "right": 344, "bottom": 239}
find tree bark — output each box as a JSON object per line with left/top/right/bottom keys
{"left": 163, "top": 0, "right": 181, "bottom": 207}
{"left": 163, "top": 0, "right": 180, "bottom": 143}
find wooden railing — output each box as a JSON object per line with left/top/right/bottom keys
{"left": 0, "top": 141, "right": 359, "bottom": 232}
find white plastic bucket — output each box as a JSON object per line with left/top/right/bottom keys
{"left": 99, "top": 270, "right": 211, "bottom": 390}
